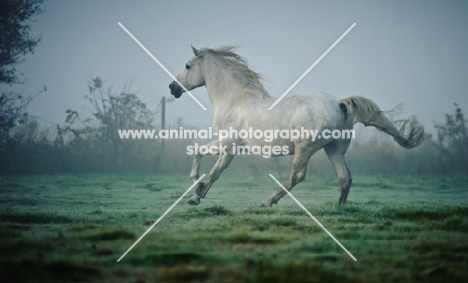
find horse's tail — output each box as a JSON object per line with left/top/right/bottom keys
{"left": 339, "top": 96, "right": 424, "bottom": 149}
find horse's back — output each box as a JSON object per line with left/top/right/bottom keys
{"left": 285, "top": 92, "right": 346, "bottom": 130}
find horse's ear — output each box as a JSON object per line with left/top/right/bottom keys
{"left": 191, "top": 45, "right": 201, "bottom": 56}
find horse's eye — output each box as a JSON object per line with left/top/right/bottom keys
{"left": 185, "top": 63, "right": 190, "bottom": 70}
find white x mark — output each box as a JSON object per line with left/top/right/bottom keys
{"left": 117, "top": 175, "right": 206, "bottom": 262}
{"left": 118, "top": 22, "right": 207, "bottom": 110}
{"left": 269, "top": 23, "right": 356, "bottom": 110}
{"left": 269, "top": 174, "right": 357, "bottom": 261}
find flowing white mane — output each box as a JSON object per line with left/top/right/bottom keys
{"left": 199, "top": 46, "right": 270, "bottom": 97}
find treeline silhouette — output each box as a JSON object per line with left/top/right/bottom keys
{"left": 1, "top": 77, "right": 466, "bottom": 178}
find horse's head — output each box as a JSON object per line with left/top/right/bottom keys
{"left": 169, "top": 46, "right": 205, "bottom": 98}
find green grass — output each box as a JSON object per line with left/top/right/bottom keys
{"left": 0, "top": 173, "right": 467, "bottom": 282}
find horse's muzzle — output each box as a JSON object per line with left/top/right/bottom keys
{"left": 169, "top": 81, "right": 183, "bottom": 98}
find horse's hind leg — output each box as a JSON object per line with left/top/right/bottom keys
{"left": 261, "top": 142, "right": 319, "bottom": 207}
{"left": 327, "top": 154, "right": 352, "bottom": 205}
{"left": 324, "top": 138, "right": 352, "bottom": 205}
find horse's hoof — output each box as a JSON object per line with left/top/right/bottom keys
{"left": 259, "top": 202, "right": 271, "bottom": 207}
{"left": 187, "top": 198, "right": 200, "bottom": 206}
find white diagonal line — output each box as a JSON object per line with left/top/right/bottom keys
{"left": 117, "top": 174, "right": 206, "bottom": 262}
{"left": 118, "top": 22, "right": 207, "bottom": 111}
{"left": 268, "top": 174, "right": 357, "bottom": 261}
{"left": 268, "top": 23, "right": 356, "bottom": 110}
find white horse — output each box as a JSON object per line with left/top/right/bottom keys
{"left": 169, "top": 46, "right": 423, "bottom": 207}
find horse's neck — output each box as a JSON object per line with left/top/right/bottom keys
{"left": 204, "top": 61, "right": 260, "bottom": 112}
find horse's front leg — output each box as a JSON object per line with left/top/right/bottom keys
{"left": 190, "top": 153, "right": 203, "bottom": 183}
{"left": 187, "top": 152, "right": 205, "bottom": 205}
{"left": 187, "top": 141, "right": 235, "bottom": 205}
{"left": 187, "top": 140, "right": 217, "bottom": 205}
{"left": 187, "top": 154, "right": 235, "bottom": 205}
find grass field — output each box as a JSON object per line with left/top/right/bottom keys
{"left": 0, "top": 172, "right": 467, "bottom": 282}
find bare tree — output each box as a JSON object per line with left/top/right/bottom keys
{"left": 64, "top": 77, "right": 157, "bottom": 171}
{"left": 434, "top": 103, "right": 468, "bottom": 177}
{"left": 0, "top": 0, "right": 44, "bottom": 148}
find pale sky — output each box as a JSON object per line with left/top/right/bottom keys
{"left": 10, "top": 0, "right": 468, "bottom": 135}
